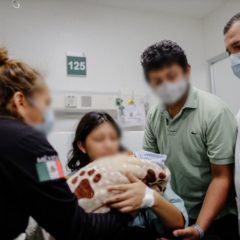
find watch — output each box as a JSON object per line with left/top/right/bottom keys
{"left": 192, "top": 224, "right": 205, "bottom": 239}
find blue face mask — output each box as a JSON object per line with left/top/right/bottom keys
{"left": 27, "top": 98, "right": 55, "bottom": 135}
{"left": 33, "top": 108, "right": 55, "bottom": 135}
{"left": 230, "top": 53, "right": 240, "bottom": 79}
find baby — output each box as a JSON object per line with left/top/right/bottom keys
{"left": 67, "top": 153, "right": 170, "bottom": 213}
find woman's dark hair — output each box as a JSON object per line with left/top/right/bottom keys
{"left": 67, "top": 111, "right": 122, "bottom": 171}
{"left": 141, "top": 40, "right": 189, "bottom": 81}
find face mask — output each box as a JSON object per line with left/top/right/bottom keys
{"left": 153, "top": 78, "right": 188, "bottom": 105}
{"left": 27, "top": 98, "right": 55, "bottom": 135}
{"left": 230, "top": 53, "right": 240, "bottom": 79}
{"left": 32, "top": 108, "right": 55, "bottom": 135}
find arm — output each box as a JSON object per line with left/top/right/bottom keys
{"left": 152, "top": 191, "right": 185, "bottom": 229}
{"left": 13, "top": 133, "right": 129, "bottom": 240}
{"left": 30, "top": 180, "right": 129, "bottom": 240}
{"left": 174, "top": 164, "right": 233, "bottom": 239}
{"left": 174, "top": 107, "right": 237, "bottom": 239}
{"left": 196, "top": 164, "right": 233, "bottom": 231}
{"left": 105, "top": 174, "right": 184, "bottom": 230}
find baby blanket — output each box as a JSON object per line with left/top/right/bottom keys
{"left": 67, "top": 153, "right": 170, "bottom": 213}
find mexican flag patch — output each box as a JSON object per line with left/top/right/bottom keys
{"left": 36, "top": 159, "right": 64, "bottom": 182}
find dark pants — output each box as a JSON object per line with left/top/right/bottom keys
{"left": 115, "top": 215, "right": 239, "bottom": 240}
{"left": 190, "top": 214, "right": 239, "bottom": 240}
{"left": 114, "top": 227, "right": 157, "bottom": 240}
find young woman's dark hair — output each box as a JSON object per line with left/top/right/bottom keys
{"left": 68, "top": 111, "right": 122, "bottom": 171}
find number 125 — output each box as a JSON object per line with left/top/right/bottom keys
{"left": 68, "top": 61, "right": 86, "bottom": 71}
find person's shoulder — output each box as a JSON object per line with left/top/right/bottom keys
{"left": 237, "top": 110, "right": 240, "bottom": 120}
{"left": 196, "top": 88, "right": 227, "bottom": 108}
{"left": 195, "top": 88, "right": 232, "bottom": 115}
{"left": 0, "top": 118, "right": 52, "bottom": 150}
{"left": 147, "top": 104, "right": 162, "bottom": 120}
{"left": 236, "top": 110, "right": 240, "bottom": 126}
{"left": 146, "top": 104, "right": 163, "bottom": 129}
{"left": 0, "top": 117, "right": 29, "bottom": 132}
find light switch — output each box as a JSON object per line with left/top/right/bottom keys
{"left": 65, "top": 95, "right": 78, "bottom": 108}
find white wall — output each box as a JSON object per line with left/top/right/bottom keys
{"left": 203, "top": 0, "right": 240, "bottom": 60}
{"left": 0, "top": 0, "right": 208, "bottom": 95}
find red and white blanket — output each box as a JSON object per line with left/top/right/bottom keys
{"left": 67, "top": 154, "right": 170, "bottom": 213}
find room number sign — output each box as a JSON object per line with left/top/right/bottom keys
{"left": 67, "top": 55, "right": 87, "bottom": 76}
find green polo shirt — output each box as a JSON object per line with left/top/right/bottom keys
{"left": 143, "top": 86, "right": 237, "bottom": 219}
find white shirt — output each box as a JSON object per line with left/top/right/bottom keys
{"left": 235, "top": 110, "right": 240, "bottom": 233}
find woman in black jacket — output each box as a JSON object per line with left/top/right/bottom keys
{"left": 0, "top": 48, "right": 129, "bottom": 240}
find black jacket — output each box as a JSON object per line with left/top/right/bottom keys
{"left": 0, "top": 117, "right": 129, "bottom": 240}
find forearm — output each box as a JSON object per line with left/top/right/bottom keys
{"left": 196, "top": 176, "right": 232, "bottom": 231}
{"left": 30, "top": 181, "right": 130, "bottom": 240}
{"left": 152, "top": 191, "right": 184, "bottom": 230}
{"left": 77, "top": 209, "right": 130, "bottom": 239}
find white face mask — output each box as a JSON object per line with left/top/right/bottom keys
{"left": 230, "top": 53, "right": 240, "bottom": 79}
{"left": 32, "top": 108, "right": 55, "bottom": 135}
{"left": 27, "top": 98, "right": 55, "bottom": 135}
{"left": 153, "top": 78, "right": 188, "bottom": 105}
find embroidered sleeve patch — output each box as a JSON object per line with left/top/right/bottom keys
{"left": 36, "top": 159, "right": 64, "bottom": 182}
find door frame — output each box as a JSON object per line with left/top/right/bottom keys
{"left": 208, "top": 52, "right": 228, "bottom": 94}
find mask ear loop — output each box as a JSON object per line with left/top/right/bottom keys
{"left": 26, "top": 96, "right": 40, "bottom": 110}
{"left": 26, "top": 96, "right": 35, "bottom": 105}
{"left": 26, "top": 96, "right": 45, "bottom": 123}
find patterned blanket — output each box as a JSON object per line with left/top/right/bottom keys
{"left": 67, "top": 154, "right": 170, "bottom": 213}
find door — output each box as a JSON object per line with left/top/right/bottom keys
{"left": 209, "top": 53, "right": 240, "bottom": 115}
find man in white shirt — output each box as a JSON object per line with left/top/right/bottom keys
{"left": 224, "top": 12, "right": 240, "bottom": 233}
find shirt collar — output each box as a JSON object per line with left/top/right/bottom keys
{"left": 183, "top": 85, "right": 198, "bottom": 110}
{"left": 0, "top": 111, "right": 17, "bottom": 120}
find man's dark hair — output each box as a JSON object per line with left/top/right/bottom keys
{"left": 224, "top": 12, "right": 240, "bottom": 34}
{"left": 141, "top": 40, "right": 189, "bottom": 81}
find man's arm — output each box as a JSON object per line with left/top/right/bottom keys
{"left": 196, "top": 164, "right": 233, "bottom": 231}
{"left": 174, "top": 106, "right": 237, "bottom": 239}
{"left": 197, "top": 106, "right": 237, "bottom": 232}
{"left": 174, "top": 164, "right": 234, "bottom": 239}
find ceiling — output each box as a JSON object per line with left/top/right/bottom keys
{"left": 86, "top": 0, "right": 230, "bottom": 18}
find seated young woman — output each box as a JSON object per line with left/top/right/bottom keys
{"left": 68, "top": 111, "right": 188, "bottom": 239}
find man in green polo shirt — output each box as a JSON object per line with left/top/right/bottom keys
{"left": 141, "top": 40, "right": 238, "bottom": 239}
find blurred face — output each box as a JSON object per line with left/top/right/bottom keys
{"left": 148, "top": 64, "right": 191, "bottom": 106}
{"left": 79, "top": 122, "right": 120, "bottom": 161}
{"left": 224, "top": 21, "right": 240, "bottom": 55}
{"left": 148, "top": 64, "right": 190, "bottom": 88}
{"left": 12, "top": 85, "right": 51, "bottom": 124}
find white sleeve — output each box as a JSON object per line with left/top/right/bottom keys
{"left": 235, "top": 109, "right": 240, "bottom": 234}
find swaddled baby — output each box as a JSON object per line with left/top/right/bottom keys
{"left": 67, "top": 153, "right": 170, "bottom": 213}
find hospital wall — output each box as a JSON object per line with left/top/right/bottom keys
{"left": 0, "top": 0, "right": 208, "bottom": 96}
{"left": 203, "top": 0, "right": 240, "bottom": 60}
